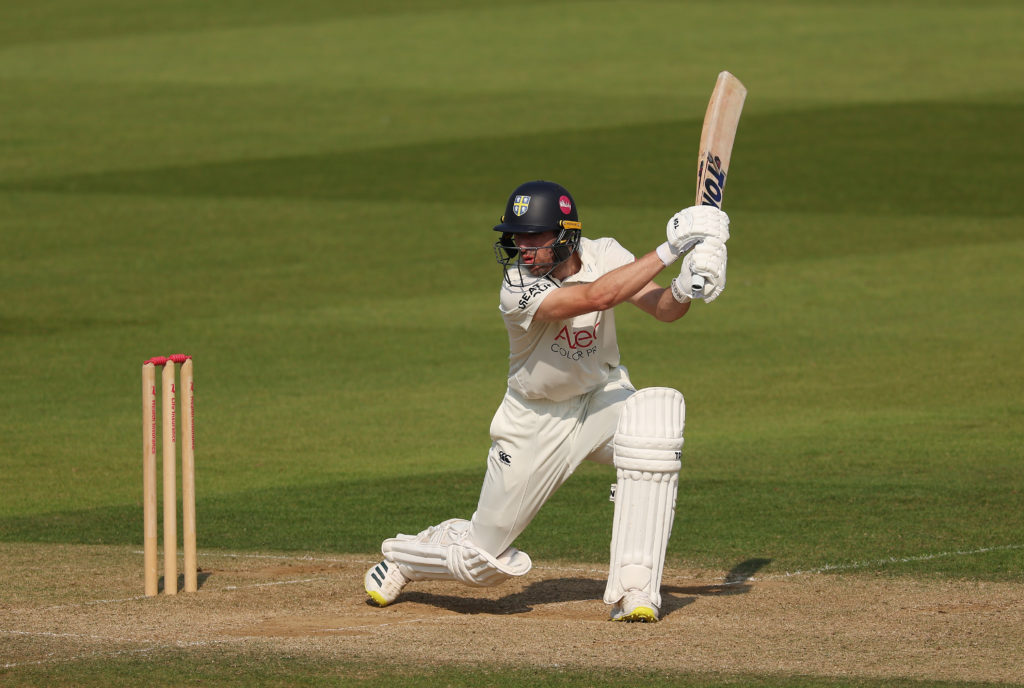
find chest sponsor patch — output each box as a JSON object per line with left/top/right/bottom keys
{"left": 551, "top": 321, "right": 602, "bottom": 360}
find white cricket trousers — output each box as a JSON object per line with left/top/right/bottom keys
{"left": 467, "top": 366, "right": 636, "bottom": 556}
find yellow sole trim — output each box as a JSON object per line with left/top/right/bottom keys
{"left": 613, "top": 606, "right": 657, "bottom": 622}
{"left": 367, "top": 589, "right": 390, "bottom": 607}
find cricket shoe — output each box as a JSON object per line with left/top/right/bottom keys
{"left": 364, "top": 558, "right": 408, "bottom": 607}
{"left": 610, "top": 589, "right": 659, "bottom": 622}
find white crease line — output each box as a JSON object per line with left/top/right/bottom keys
{"left": 772, "top": 544, "right": 1024, "bottom": 579}
{"left": 59, "top": 543, "right": 1023, "bottom": 611}
{"left": 1, "top": 628, "right": 217, "bottom": 646}
{"left": 2, "top": 629, "right": 139, "bottom": 644}
{"left": 131, "top": 549, "right": 361, "bottom": 564}
{"left": 315, "top": 618, "right": 434, "bottom": 632}
{"left": 787, "top": 544, "right": 1024, "bottom": 577}
{"left": 221, "top": 576, "right": 334, "bottom": 590}
{"left": 6, "top": 544, "right": 1018, "bottom": 666}
{"left": 2, "top": 646, "right": 161, "bottom": 669}
{"left": 202, "top": 551, "right": 353, "bottom": 563}
{"left": 45, "top": 594, "right": 150, "bottom": 610}
{"left": 535, "top": 564, "right": 606, "bottom": 575}
{"left": 536, "top": 545, "right": 1024, "bottom": 584}
{"left": 0, "top": 631, "right": 238, "bottom": 670}
{"left": 44, "top": 576, "right": 342, "bottom": 610}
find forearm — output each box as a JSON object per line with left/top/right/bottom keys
{"left": 629, "top": 274, "right": 691, "bottom": 322}
{"left": 653, "top": 285, "right": 691, "bottom": 321}
{"left": 584, "top": 251, "right": 667, "bottom": 311}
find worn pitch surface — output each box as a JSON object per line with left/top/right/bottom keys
{"left": 2, "top": 543, "right": 1020, "bottom": 682}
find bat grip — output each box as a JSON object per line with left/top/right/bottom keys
{"left": 690, "top": 273, "right": 706, "bottom": 299}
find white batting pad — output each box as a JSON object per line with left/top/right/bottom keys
{"left": 604, "top": 387, "right": 684, "bottom": 608}
{"left": 382, "top": 518, "right": 532, "bottom": 587}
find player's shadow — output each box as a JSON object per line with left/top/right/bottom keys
{"left": 386, "top": 558, "right": 771, "bottom": 619}
{"left": 663, "top": 557, "right": 772, "bottom": 597}
{"left": 396, "top": 576, "right": 604, "bottom": 616}
{"left": 655, "top": 557, "right": 772, "bottom": 617}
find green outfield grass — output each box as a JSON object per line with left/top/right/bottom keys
{"left": 1, "top": 0, "right": 1022, "bottom": 685}
{"left": 3, "top": 652, "right": 1009, "bottom": 688}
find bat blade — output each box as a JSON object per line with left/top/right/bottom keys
{"left": 691, "top": 71, "right": 747, "bottom": 296}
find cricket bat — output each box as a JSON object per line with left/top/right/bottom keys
{"left": 691, "top": 71, "right": 747, "bottom": 297}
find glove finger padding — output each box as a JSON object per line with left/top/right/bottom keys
{"left": 666, "top": 206, "right": 730, "bottom": 254}
{"left": 681, "top": 237, "right": 727, "bottom": 302}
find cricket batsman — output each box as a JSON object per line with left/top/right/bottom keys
{"left": 365, "top": 180, "right": 729, "bottom": 621}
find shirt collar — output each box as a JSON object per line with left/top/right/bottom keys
{"left": 561, "top": 238, "right": 596, "bottom": 284}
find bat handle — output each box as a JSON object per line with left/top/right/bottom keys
{"left": 690, "top": 274, "right": 706, "bottom": 299}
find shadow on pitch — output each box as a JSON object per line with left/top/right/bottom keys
{"left": 392, "top": 576, "right": 605, "bottom": 616}
{"left": 663, "top": 557, "right": 773, "bottom": 598}
{"left": 379, "top": 558, "right": 771, "bottom": 618}
{"left": 158, "top": 569, "right": 213, "bottom": 594}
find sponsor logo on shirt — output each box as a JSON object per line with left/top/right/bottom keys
{"left": 551, "top": 321, "right": 601, "bottom": 360}
{"left": 517, "top": 281, "right": 553, "bottom": 309}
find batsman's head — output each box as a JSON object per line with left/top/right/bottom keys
{"left": 493, "top": 180, "right": 582, "bottom": 286}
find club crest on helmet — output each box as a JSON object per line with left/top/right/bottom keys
{"left": 512, "top": 195, "right": 531, "bottom": 217}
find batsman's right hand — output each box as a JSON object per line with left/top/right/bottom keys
{"left": 666, "top": 206, "right": 730, "bottom": 255}
{"left": 681, "top": 237, "right": 728, "bottom": 302}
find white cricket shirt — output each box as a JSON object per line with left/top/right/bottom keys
{"left": 498, "top": 237, "right": 635, "bottom": 402}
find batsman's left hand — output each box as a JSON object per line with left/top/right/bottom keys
{"left": 666, "top": 206, "right": 730, "bottom": 254}
{"left": 681, "top": 237, "right": 727, "bottom": 302}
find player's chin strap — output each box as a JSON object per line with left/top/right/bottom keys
{"left": 605, "top": 387, "right": 684, "bottom": 609}
{"left": 382, "top": 518, "right": 532, "bottom": 587}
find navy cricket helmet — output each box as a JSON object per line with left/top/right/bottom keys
{"left": 493, "top": 180, "right": 582, "bottom": 284}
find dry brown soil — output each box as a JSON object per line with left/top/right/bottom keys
{"left": 2, "top": 543, "right": 1021, "bottom": 683}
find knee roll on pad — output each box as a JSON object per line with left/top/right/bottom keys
{"left": 605, "top": 387, "right": 684, "bottom": 608}
{"left": 613, "top": 386, "right": 685, "bottom": 471}
{"left": 382, "top": 518, "right": 532, "bottom": 587}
